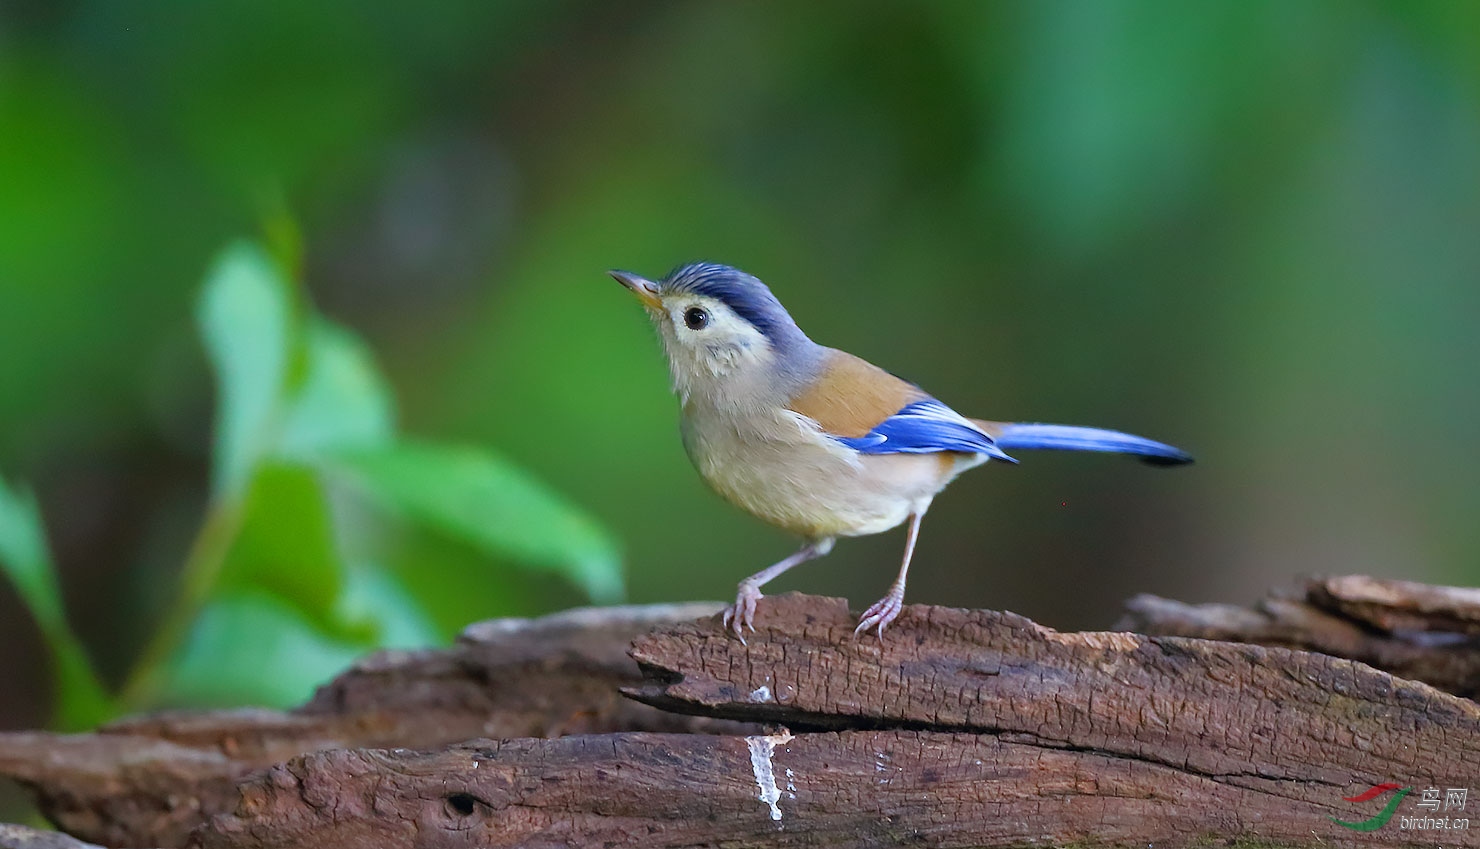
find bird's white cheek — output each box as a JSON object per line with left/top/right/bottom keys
{"left": 704, "top": 345, "right": 742, "bottom": 376}
{"left": 662, "top": 342, "right": 780, "bottom": 412}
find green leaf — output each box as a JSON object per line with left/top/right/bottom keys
{"left": 277, "top": 318, "right": 395, "bottom": 459}
{"left": 373, "top": 529, "right": 546, "bottom": 638}
{"left": 331, "top": 442, "right": 624, "bottom": 603}
{"left": 334, "top": 566, "right": 441, "bottom": 649}
{"left": 0, "top": 475, "right": 111, "bottom": 729}
{"left": 217, "top": 462, "right": 348, "bottom": 635}
{"left": 160, "top": 590, "right": 367, "bottom": 709}
{"left": 49, "top": 634, "right": 113, "bottom": 730}
{"left": 0, "top": 477, "right": 62, "bottom": 626}
{"left": 197, "top": 241, "right": 295, "bottom": 500}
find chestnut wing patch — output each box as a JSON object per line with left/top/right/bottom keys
{"left": 788, "top": 350, "right": 924, "bottom": 438}
{"left": 788, "top": 351, "right": 1015, "bottom": 462}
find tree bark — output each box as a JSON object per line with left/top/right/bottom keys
{"left": 2, "top": 583, "right": 1477, "bottom": 849}
{"left": 0, "top": 603, "right": 743, "bottom": 848}
{"left": 0, "top": 825, "right": 107, "bottom": 849}
{"left": 1119, "top": 575, "right": 1480, "bottom": 698}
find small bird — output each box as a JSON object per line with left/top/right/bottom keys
{"left": 610, "top": 263, "right": 1191, "bottom": 638}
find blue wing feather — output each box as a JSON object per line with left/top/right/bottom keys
{"left": 833, "top": 400, "right": 1018, "bottom": 463}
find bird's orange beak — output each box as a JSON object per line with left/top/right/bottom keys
{"left": 608, "top": 270, "right": 663, "bottom": 310}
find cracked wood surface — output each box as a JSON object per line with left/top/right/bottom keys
{"left": 0, "top": 603, "right": 738, "bottom": 848}
{"left": 3, "top": 586, "right": 1478, "bottom": 848}
{"left": 198, "top": 731, "right": 1386, "bottom": 849}
{"left": 1119, "top": 575, "right": 1480, "bottom": 699}
{"left": 192, "top": 593, "right": 1479, "bottom": 849}
{"left": 625, "top": 594, "right": 1476, "bottom": 788}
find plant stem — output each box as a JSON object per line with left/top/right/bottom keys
{"left": 117, "top": 499, "right": 244, "bottom": 709}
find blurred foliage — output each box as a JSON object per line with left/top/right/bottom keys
{"left": 0, "top": 478, "right": 111, "bottom": 729}
{"left": 1, "top": 0, "right": 1478, "bottom": 736}
{"left": 1, "top": 242, "right": 620, "bottom": 722}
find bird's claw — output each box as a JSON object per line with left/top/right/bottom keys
{"left": 854, "top": 592, "right": 904, "bottom": 638}
{"left": 723, "top": 583, "right": 764, "bottom": 642}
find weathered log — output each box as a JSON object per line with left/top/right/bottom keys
{"left": 4, "top": 586, "right": 1478, "bottom": 848}
{"left": 0, "top": 603, "right": 737, "bottom": 848}
{"left": 0, "top": 824, "right": 114, "bottom": 849}
{"left": 1119, "top": 575, "right": 1480, "bottom": 699}
{"left": 192, "top": 593, "right": 1478, "bottom": 848}
{"left": 197, "top": 731, "right": 1367, "bottom": 849}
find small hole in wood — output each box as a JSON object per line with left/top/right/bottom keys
{"left": 446, "top": 793, "right": 479, "bottom": 817}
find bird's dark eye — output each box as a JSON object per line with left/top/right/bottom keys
{"left": 683, "top": 306, "right": 709, "bottom": 330}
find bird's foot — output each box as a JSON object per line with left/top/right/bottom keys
{"left": 722, "top": 583, "right": 764, "bottom": 643}
{"left": 854, "top": 589, "right": 905, "bottom": 638}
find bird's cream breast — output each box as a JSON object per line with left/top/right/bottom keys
{"left": 679, "top": 406, "right": 977, "bottom": 539}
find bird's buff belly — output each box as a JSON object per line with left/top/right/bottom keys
{"left": 682, "top": 417, "right": 978, "bottom": 539}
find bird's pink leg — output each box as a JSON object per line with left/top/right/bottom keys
{"left": 723, "top": 538, "right": 834, "bottom": 641}
{"left": 855, "top": 510, "right": 925, "bottom": 637}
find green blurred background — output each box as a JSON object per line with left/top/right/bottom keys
{"left": 3, "top": 0, "right": 1479, "bottom": 739}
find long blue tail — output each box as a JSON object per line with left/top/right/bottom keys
{"left": 987, "top": 422, "right": 1193, "bottom": 466}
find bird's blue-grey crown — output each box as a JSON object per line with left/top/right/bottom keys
{"left": 659, "top": 262, "right": 814, "bottom": 354}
